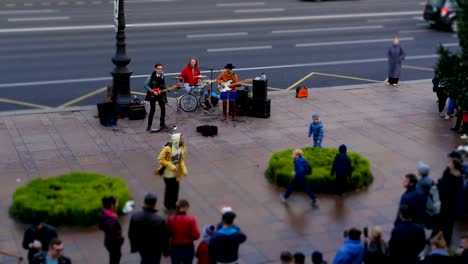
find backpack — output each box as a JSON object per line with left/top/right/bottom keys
{"left": 303, "top": 159, "right": 312, "bottom": 175}
{"left": 296, "top": 86, "right": 308, "bottom": 98}
{"left": 426, "top": 184, "right": 441, "bottom": 216}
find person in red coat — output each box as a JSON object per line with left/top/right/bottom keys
{"left": 196, "top": 225, "right": 215, "bottom": 264}
{"left": 166, "top": 199, "right": 201, "bottom": 264}
{"left": 179, "top": 58, "right": 201, "bottom": 94}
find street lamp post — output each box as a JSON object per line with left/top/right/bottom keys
{"left": 111, "top": 0, "right": 132, "bottom": 113}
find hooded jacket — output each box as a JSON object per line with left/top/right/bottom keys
{"left": 332, "top": 239, "right": 365, "bottom": 264}
{"left": 331, "top": 145, "right": 352, "bottom": 179}
{"left": 209, "top": 226, "right": 247, "bottom": 264}
{"left": 308, "top": 116, "right": 324, "bottom": 141}
{"left": 157, "top": 133, "right": 187, "bottom": 181}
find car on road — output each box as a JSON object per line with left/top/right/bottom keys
{"left": 423, "top": 0, "right": 458, "bottom": 32}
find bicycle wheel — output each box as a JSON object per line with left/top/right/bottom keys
{"left": 179, "top": 94, "right": 198, "bottom": 112}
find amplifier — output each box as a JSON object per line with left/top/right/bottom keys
{"left": 97, "top": 102, "right": 116, "bottom": 126}
{"left": 252, "top": 79, "right": 267, "bottom": 101}
{"left": 236, "top": 87, "right": 251, "bottom": 116}
{"left": 248, "top": 99, "right": 270, "bottom": 118}
{"left": 128, "top": 104, "right": 146, "bottom": 120}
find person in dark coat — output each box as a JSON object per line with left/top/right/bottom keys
{"left": 99, "top": 196, "right": 124, "bottom": 264}
{"left": 22, "top": 215, "right": 58, "bottom": 264}
{"left": 331, "top": 144, "right": 352, "bottom": 196}
{"left": 389, "top": 205, "right": 426, "bottom": 264}
{"left": 395, "top": 173, "right": 426, "bottom": 226}
{"left": 32, "top": 238, "right": 71, "bottom": 264}
{"left": 209, "top": 211, "right": 247, "bottom": 264}
{"left": 432, "top": 153, "right": 464, "bottom": 245}
{"left": 422, "top": 231, "right": 454, "bottom": 264}
{"left": 455, "top": 235, "right": 468, "bottom": 264}
{"left": 387, "top": 37, "right": 406, "bottom": 86}
{"left": 432, "top": 73, "right": 448, "bottom": 118}
{"left": 128, "top": 193, "right": 169, "bottom": 264}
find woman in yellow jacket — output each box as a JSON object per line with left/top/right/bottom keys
{"left": 157, "top": 133, "right": 187, "bottom": 211}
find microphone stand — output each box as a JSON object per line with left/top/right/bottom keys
{"left": 199, "top": 67, "right": 219, "bottom": 115}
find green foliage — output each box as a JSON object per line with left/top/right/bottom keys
{"left": 436, "top": 0, "right": 468, "bottom": 110}
{"left": 11, "top": 172, "right": 131, "bottom": 226}
{"left": 267, "top": 148, "right": 373, "bottom": 193}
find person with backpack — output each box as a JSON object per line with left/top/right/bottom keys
{"left": 280, "top": 149, "right": 319, "bottom": 206}
{"left": 157, "top": 133, "right": 188, "bottom": 211}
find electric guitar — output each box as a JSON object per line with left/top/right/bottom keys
{"left": 218, "top": 79, "right": 252, "bottom": 92}
{"left": 149, "top": 83, "right": 183, "bottom": 98}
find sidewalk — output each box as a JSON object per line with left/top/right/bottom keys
{"left": 0, "top": 80, "right": 465, "bottom": 263}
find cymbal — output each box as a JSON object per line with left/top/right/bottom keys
{"left": 194, "top": 75, "right": 207, "bottom": 78}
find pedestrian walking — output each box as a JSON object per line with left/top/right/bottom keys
{"left": 22, "top": 215, "right": 58, "bottom": 264}
{"left": 157, "top": 133, "right": 187, "bottom": 211}
{"left": 128, "top": 193, "right": 169, "bottom": 264}
{"left": 330, "top": 144, "right": 352, "bottom": 196}
{"left": 195, "top": 225, "right": 215, "bottom": 264}
{"left": 166, "top": 199, "right": 200, "bottom": 264}
{"left": 280, "top": 149, "right": 319, "bottom": 206}
{"left": 99, "top": 196, "right": 124, "bottom": 264}
{"left": 32, "top": 238, "right": 71, "bottom": 264}
{"left": 308, "top": 114, "right": 324, "bottom": 148}
{"left": 432, "top": 73, "right": 448, "bottom": 118}
{"left": 209, "top": 211, "right": 247, "bottom": 264}
{"left": 387, "top": 37, "right": 405, "bottom": 86}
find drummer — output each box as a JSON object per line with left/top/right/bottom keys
{"left": 179, "top": 57, "right": 201, "bottom": 94}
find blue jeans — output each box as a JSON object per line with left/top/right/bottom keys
{"left": 447, "top": 98, "right": 456, "bottom": 115}
{"left": 170, "top": 245, "right": 194, "bottom": 264}
{"left": 313, "top": 138, "right": 322, "bottom": 148}
{"left": 284, "top": 177, "right": 317, "bottom": 201}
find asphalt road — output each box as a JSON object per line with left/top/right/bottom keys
{"left": 0, "top": 0, "right": 460, "bottom": 110}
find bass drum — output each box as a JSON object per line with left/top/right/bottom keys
{"left": 179, "top": 94, "right": 198, "bottom": 112}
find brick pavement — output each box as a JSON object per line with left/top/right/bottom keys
{"left": 0, "top": 80, "right": 466, "bottom": 263}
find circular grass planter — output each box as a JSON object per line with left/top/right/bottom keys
{"left": 267, "top": 147, "right": 373, "bottom": 193}
{"left": 11, "top": 172, "right": 131, "bottom": 226}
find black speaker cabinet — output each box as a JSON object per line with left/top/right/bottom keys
{"left": 128, "top": 104, "right": 146, "bottom": 120}
{"left": 248, "top": 99, "right": 270, "bottom": 118}
{"left": 97, "top": 102, "right": 116, "bottom": 126}
{"left": 236, "top": 87, "right": 251, "bottom": 116}
{"left": 252, "top": 79, "right": 267, "bottom": 100}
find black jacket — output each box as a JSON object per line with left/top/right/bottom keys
{"left": 331, "top": 145, "right": 352, "bottom": 179}
{"left": 145, "top": 72, "right": 166, "bottom": 101}
{"left": 128, "top": 207, "right": 169, "bottom": 254}
{"left": 209, "top": 226, "right": 247, "bottom": 264}
{"left": 32, "top": 251, "right": 71, "bottom": 264}
{"left": 422, "top": 253, "right": 454, "bottom": 264}
{"left": 438, "top": 168, "right": 463, "bottom": 218}
{"left": 395, "top": 185, "right": 426, "bottom": 226}
{"left": 389, "top": 221, "right": 426, "bottom": 264}
{"left": 22, "top": 224, "right": 58, "bottom": 262}
{"left": 98, "top": 209, "right": 124, "bottom": 251}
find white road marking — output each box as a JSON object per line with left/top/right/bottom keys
{"left": 92, "top": 0, "right": 103, "bottom": 4}
{"left": 207, "top": 45, "right": 272, "bottom": 52}
{"left": 8, "top": 16, "right": 70, "bottom": 22}
{"left": 216, "top": 2, "right": 265, "bottom": 7}
{"left": 413, "top": 16, "right": 424, "bottom": 21}
{"left": 126, "top": 0, "right": 174, "bottom": 2}
{"left": 443, "top": 43, "right": 459, "bottom": 47}
{"left": 0, "top": 9, "right": 56, "bottom": 15}
{"left": 186, "top": 32, "right": 248, "bottom": 38}
{"left": 296, "top": 37, "right": 414, "bottom": 47}
{"left": 57, "top": 1, "right": 68, "bottom": 5}
{"left": 272, "top": 25, "right": 383, "bottom": 34}
{"left": 76, "top": 1, "right": 85, "bottom": 5}
{"left": 399, "top": 29, "right": 430, "bottom": 33}
{"left": 367, "top": 18, "right": 415, "bottom": 22}
{"left": 24, "top": 3, "right": 33, "bottom": 6}
{"left": 0, "top": 11, "right": 423, "bottom": 33}
{"left": 5, "top": 3, "right": 16, "bottom": 7}
{"left": 41, "top": 2, "right": 51, "bottom": 6}
{"left": 234, "top": 8, "right": 285, "bottom": 13}
{"left": 0, "top": 54, "right": 439, "bottom": 89}
{"left": 419, "top": 1, "right": 427, "bottom": 5}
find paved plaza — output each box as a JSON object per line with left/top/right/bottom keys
{"left": 0, "top": 80, "right": 466, "bottom": 263}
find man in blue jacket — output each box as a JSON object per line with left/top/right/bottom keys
{"left": 331, "top": 144, "right": 352, "bottom": 196}
{"left": 332, "top": 228, "right": 364, "bottom": 264}
{"left": 280, "top": 149, "right": 319, "bottom": 206}
{"left": 209, "top": 211, "right": 247, "bottom": 264}
{"left": 395, "top": 173, "right": 426, "bottom": 226}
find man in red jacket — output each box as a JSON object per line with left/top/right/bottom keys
{"left": 166, "top": 199, "right": 200, "bottom": 264}
{"left": 99, "top": 196, "right": 124, "bottom": 264}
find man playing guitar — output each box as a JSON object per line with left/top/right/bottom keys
{"left": 144, "top": 63, "right": 181, "bottom": 131}
{"left": 179, "top": 58, "right": 201, "bottom": 94}
{"left": 217, "top": 63, "right": 241, "bottom": 121}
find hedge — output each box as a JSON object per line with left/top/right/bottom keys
{"left": 267, "top": 147, "right": 373, "bottom": 193}
{"left": 11, "top": 172, "right": 131, "bottom": 226}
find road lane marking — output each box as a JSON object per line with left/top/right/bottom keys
{"left": 0, "top": 11, "right": 423, "bottom": 33}
{"left": 207, "top": 45, "right": 272, "bottom": 52}
{"left": 0, "top": 9, "right": 57, "bottom": 15}
{"left": 314, "top": 72, "right": 383, "bottom": 83}
{"left": 234, "top": 8, "right": 285, "bottom": 13}
{"left": 8, "top": 16, "right": 70, "bottom": 22}
{"left": 272, "top": 25, "right": 383, "bottom": 34}
{"left": 187, "top": 32, "right": 248, "bottom": 38}
{"left": 442, "top": 43, "right": 459, "bottom": 47}
{"left": 296, "top": 37, "right": 414, "bottom": 47}
{"left": 5, "top": 3, "right": 16, "bottom": 7}
{"left": 57, "top": 1, "right": 68, "bottom": 5}
{"left": 0, "top": 55, "right": 438, "bottom": 89}
{"left": 0, "top": 98, "right": 50, "bottom": 109}
{"left": 24, "top": 3, "right": 34, "bottom": 6}
{"left": 287, "top": 72, "right": 316, "bottom": 90}
{"left": 216, "top": 2, "right": 265, "bottom": 7}
{"left": 76, "top": 1, "right": 85, "bottom": 5}
{"left": 126, "top": 0, "right": 174, "bottom": 3}
{"left": 399, "top": 29, "right": 430, "bottom": 33}
{"left": 58, "top": 87, "right": 107, "bottom": 108}
{"left": 92, "top": 0, "right": 103, "bottom": 4}
{"left": 367, "top": 18, "right": 415, "bottom": 22}
{"left": 402, "top": 65, "right": 433, "bottom": 71}
{"left": 41, "top": 2, "right": 51, "bottom": 6}
{"left": 413, "top": 16, "right": 424, "bottom": 21}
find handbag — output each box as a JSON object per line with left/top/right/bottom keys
{"left": 155, "top": 166, "right": 166, "bottom": 177}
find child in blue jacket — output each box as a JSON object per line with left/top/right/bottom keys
{"left": 308, "top": 114, "right": 324, "bottom": 148}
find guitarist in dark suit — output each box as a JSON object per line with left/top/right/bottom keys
{"left": 144, "top": 63, "right": 169, "bottom": 131}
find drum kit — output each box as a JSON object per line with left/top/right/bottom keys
{"left": 171, "top": 75, "right": 220, "bottom": 113}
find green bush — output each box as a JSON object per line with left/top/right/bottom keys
{"left": 267, "top": 148, "right": 373, "bottom": 193}
{"left": 11, "top": 172, "right": 131, "bottom": 226}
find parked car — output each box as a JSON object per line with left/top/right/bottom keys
{"left": 423, "top": 0, "right": 458, "bottom": 32}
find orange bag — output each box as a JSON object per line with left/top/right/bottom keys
{"left": 296, "top": 86, "right": 308, "bottom": 98}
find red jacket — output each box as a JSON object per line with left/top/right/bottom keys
{"left": 179, "top": 66, "right": 201, "bottom": 86}
{"left": 196, "top": 241, "right": 209, "bottom": 264}
{"left": 166, "top": 213, "right": 200, "bottom": 246}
